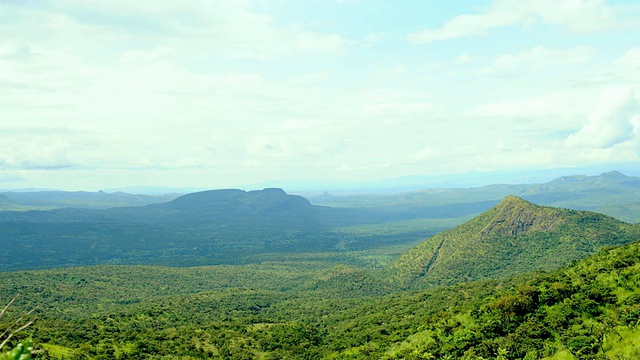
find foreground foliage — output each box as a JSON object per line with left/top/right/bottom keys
{"left": 1, "top": 297, "right": 34, "bottom": 360}
{"left": 0, "top": 236, "right": 638, "bottom": 359}
{"left": 363, "top": 241, "right": 640, "bottom": 359}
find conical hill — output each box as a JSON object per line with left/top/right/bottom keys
{"left": 385, "top": 196, "right": 640, "bottom": 289}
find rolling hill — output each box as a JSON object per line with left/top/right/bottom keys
{"left": 2, "top": 180, "right": 639, "bottom": 274}
{"left": 385, "top": 196, "right": 640, "bottom": 289}
{"left": 0, "top": 189, "right": 382, "bottom": 271}
{"left": 0, "top": 188, "right": 333, "bottom": 225}
{"left": 0, "top": 188, "right": 368, "bottom": 230}
{"left": 325, "top": 235, "right": 640, "bottom": 359}
{"left": 2, "top": 201, "right": 640, "bottom": 358}
{"left": 310, "top": 171, "right": 640, "bottom": 223}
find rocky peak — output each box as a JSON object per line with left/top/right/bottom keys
{"left": 480, "top": 196, "right": 562, "bottom": 237}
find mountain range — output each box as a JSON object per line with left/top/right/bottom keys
{"left": 3, "top": 171, "right": 639, "bottom": 224}
{"left": 2, "top": 174, "right": 639, "bottom": 291}
{"left": 2, "top": 172, "right": 640, "bottom": 358}
{"left": 1, "top": 189, "right": 639, "bottom": 358}
{"left": 310, "top": 170, "right": 640, "bottom": 223}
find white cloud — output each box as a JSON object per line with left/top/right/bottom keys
{"left": 583, "top": 47, "right": 640, "bottom": 88}
{"left": 387, "top": 65, "right": 407, "bottom": 75}
{"left": 495, "top": 140, "right": 509, "bottom": 151}
{"left": 613, "top": 47, "right": 640, "bottom": 73}
{"left": 363, "top": 102, "right": 436, "bottom": 117}
{"left": 355, "top": 89, "right": 440, "bottom": 118}
{"left": 492, "top": 45, "right": 594, "bottom": 69}
{"left": 519, "top": 0, "right": 615, "bottom": 32}
{"left": 0, "top": 0, "right": 352, "bottom": 176}
{"left": 409, "top": 0, "right": 614, "bottom": 44}
{"left": 0, "top": 132, "right": 76, "bottom": 170}
{"left": 411, "top": 147, "right": 439, "bottom": 162}
{"left": 454, "top": 53, "right": 473, "bottom": 64}
{"left": 361, "top": 33, "right": 386, "bottom": 48}
{"left": 1, "top": 1, "right": 639, "bottom": 190}
{"left": 0, "top": 42, "right": 32, "bottom": 60}
{"left": 471, "top": 91, "right": 589, "bottom": 120}
{"left": 567, "top": 87, "right": 639, "bottom": 148}
{"left": 6, "top": 1, "right": 348, "bottom": 62}
{"left": 409, "top": 10, "right": 516, "bottom": 43}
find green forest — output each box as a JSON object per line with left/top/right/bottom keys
{"left": 2, "top": 234, "right": 640, "bottom": 359}
{"left": 2, "top": 174, "right": 640, "bottom": 359}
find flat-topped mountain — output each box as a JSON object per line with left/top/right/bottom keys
{"left": 0, "top": 188, "right": 364, "bottom": 271}
{"left": 385, "top": 196, "right": 640, "bottom": 289}
{"left": 0, "top": 188, "right": 335, "bottom": 226}
{"left": 168, "top": 188, "right": 309, "bottom": 210}
{"left": 156, "top": 188, "right": 316, "bottom": 223}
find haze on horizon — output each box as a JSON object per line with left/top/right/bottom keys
{"left": 1, "top": 0, "right": 639, "bottom": 192}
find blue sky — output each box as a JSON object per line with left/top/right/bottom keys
{"left": 1, "top": 0, "right": 639, "bottom": 191}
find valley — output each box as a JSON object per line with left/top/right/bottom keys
{"left": 1, "top": 172, "right": 640, "bottom": 359}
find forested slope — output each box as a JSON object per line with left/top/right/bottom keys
{"left": 385, "top": 196, "right": 640, "bottom": 289}
{"left": 1, "top": 197, "right": 639, "bottom": 359}
{"left": 329, "top": 239, "right": 640, "bottom": 359}
{"left": 2, "top": 236, "right": 639, "bottom": 359}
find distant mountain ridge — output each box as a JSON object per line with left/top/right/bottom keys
{"left": 1, "top": 174, "right": 639, "bottom": 273}
{"left": 0, "top": 188, "right": 332, "bottom": 226}
{"left": 2, "top": 170, "right": 639, "bottom": 224}
{"left": 0, "top": 188, "right": 366, "bottom": 271}
{"left": 310, "top": 171, "right": 640, "bottom": 223}
{"left": 138, "top": 188, "right": 336, "bottom": 227}
{"left": 385, "top": 196, "right": 640, "bottom": 289}
{"left": 0, "top": 190, "right": 178, "bottom": 211}
{"left": 166, "top": 188, "right": 312, "bottom": 215}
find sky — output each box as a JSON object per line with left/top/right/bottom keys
{"left": 1, "top": 0, "right": 640, "bottom": 192}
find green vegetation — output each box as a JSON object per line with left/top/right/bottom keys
{"left": 385, "top": 196, "right": 640, "bottom": 289}
{"left": 1, "top": 342, "right": 32, "bottom": 360}
{"left": 363, "top": 239, "right": 640, "bottom": 359}
{"left": 2, "top": 235, "right": 640, "bottom": 359}
{"left": 3, "top": 172, "right": 639, "bottom": 273}
{"left": 0, "top": 189, "right": 451, "bottom": 272}
{"left": 1, "top": 297, "right": 35, "bottom": 360}
{"left": 1, "top": 187, "right": 640, "bottom": 359}
{"left": 0, "top": 220, "right": 438, "bottom": 272}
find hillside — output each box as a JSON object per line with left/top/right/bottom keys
{"left": 385, "top": 196, "right": 640, "bottom": 289}
{"left": 326, "top": 236, "right": 640, "bottom": 359}
{"left": 2, "top": 218, "right": 639, "bottom": 358}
